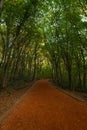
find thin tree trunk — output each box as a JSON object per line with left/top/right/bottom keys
{"left": 32, "top": 43, "right": 38, "bottom": 81}
{"left": 68, "top": 68, "right": 72, "bottom": 90}
{"left": 0, "top": 0, "right": 4, "bottom": 18}
{"left": 83, "top": 60, "right": 86, "bottom": 88}
{"left": 58, "top": 60, "right": 62, "bottom": 85}
{"left": 75, "top": 55, "right": 82, "bottom": 88}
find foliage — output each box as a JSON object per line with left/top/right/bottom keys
{"left": 0, "top": 0, "right": 87, "bottom": 91}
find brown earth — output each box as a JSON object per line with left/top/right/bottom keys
{"left": 0, "top": 82, "right": 33, "bottom": 125}
{"left": 1, "top": 80, "right": 87, "bottom": 130}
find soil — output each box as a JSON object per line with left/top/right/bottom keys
{"left": 55, "top": 87, "right": 87, "bottom": 103}
{"left": 0, "top": 82, "right": 33, "bottom": 125}
{"left": 1, "top": 80, "right": 87, "bottom": 130}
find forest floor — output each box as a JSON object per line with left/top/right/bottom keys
{"left": 0, "top": 79, "right": 87, "bottom": 130}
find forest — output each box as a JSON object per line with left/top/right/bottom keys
{"left": 0, "top": 0, "right": 87, "bottom": 91}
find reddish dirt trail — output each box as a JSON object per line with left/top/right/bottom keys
{"left": 1, "top": 80, "right": 87, "bottom": 130}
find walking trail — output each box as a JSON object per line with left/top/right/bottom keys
{"left": 1, "top": 80, "right": 87, "bottom": 130}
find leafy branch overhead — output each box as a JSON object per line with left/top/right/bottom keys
{"left": 0, "top": 0, "right": 87, "bottom": 90}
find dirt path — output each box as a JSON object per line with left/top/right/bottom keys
{"left": 1, "top": 80, "right": 87, "bottom": 130}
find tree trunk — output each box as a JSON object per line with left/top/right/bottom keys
{"left": 0, "top": 0, "right": 4, "bottom": 18}
{"left": 80, "top": 49, "right": 86, "bottom": 88}
{"left": 67, "top": 68, "right": 72, "bottom": 90}
{"left": 58, "top": 60, "right": 62, "bottom": 85}
{"left": 32, "top": 43, "right": 38, "bottom": 81}
{"left": 32, "top": 56, "right": 36, "bottom": 80}
{"left": 63, "top": 52, "right": 72, "bottom": 90}
{"left": 83, "top": 62, "right": 86, "bottom": 88}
